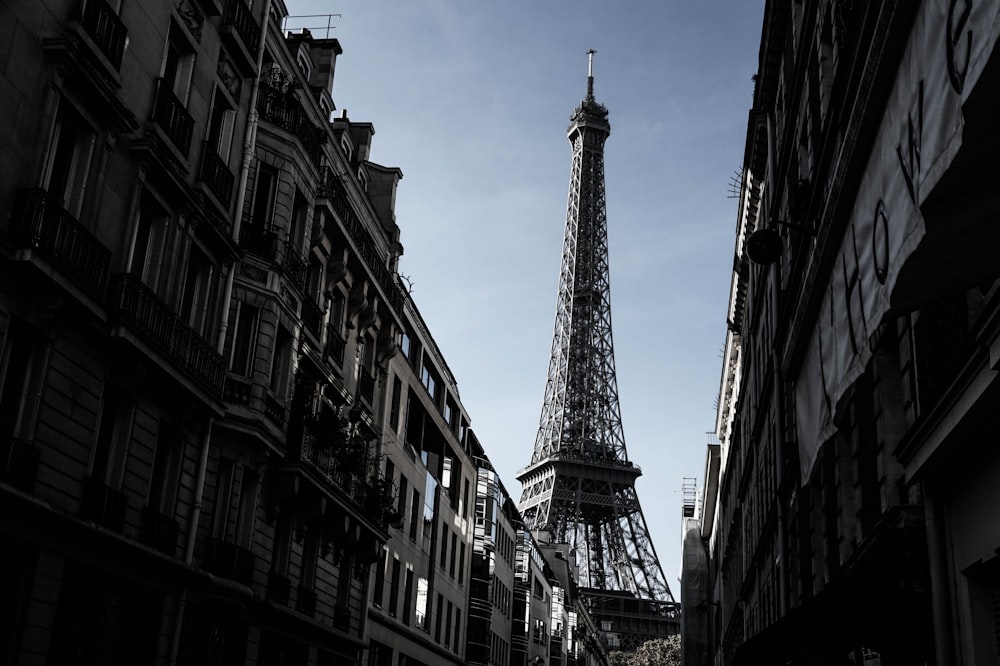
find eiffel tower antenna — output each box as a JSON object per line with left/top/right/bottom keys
{"left": 517, "top": 52, "right": 678, "bottom": 650}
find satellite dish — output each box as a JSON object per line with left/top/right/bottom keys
{"left": 746, "top": 228, "right": 783, "bottom": 265}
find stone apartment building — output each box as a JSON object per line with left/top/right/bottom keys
{"left": 698, "top": 1, "right": 1000, "bottom": 665}
{"left": 0, "top": 0, "right": 410, "bottom": 663}
{"left": 0, "top": 2, "right": 617, "bottom": 666}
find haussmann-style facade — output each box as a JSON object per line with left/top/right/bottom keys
{"left": 692, "top": 1, "right": 1000, "bottom": 665}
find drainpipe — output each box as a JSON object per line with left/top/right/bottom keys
{"left": 168, "top": 3, "right": 273, "bottom": 665}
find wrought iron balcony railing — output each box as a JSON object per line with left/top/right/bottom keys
{"left": 109, "top": 274, "right": 225, "bottom": 397}
{"left": 281, "top": 240, "right": 308, "bottom": 291}
{"left": 203, "top": 537, "right": 255, "bottom": 586}
{"left": 300, "top": 430, "right": 388, "bottom": 528}
{"left": 9, "top": 188, "right": 112, "bottom": 299}
{"left": 240, "top": 224, "right": 280, "bottom": 261}
{"left": 316, "top": 170, "right": 405, "bottom": 315}
{"left": 152, "top": 78, "right": 194, "bottom": 157}
{"left": 1, "top": 437, "right": 40, "bottom": 494}
{"left": 256, "top": 80, "right": 326, "bottom": 166}
{"left": 198, "top": 140, "right": 235, "bottom": 208}
{"left": 222, "top": 0, "right": 260, "bottom": 56}
{"left": 301, "top": 296, "right": 324, "bottom": 341}
{"left": 80, "top": 476, "right": 127, "bottom": 532}
{"left": 79, "top": 0, "right": 128, "bottom": 69}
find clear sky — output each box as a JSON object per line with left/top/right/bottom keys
{"left": 285, "top": 1, "right": 766, "bottom": 598}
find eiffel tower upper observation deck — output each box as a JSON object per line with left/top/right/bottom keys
{"left": 516, "top": 51, "right": 677, "bottom": 648}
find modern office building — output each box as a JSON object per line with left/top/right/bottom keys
{"left": 699, "top": 1, "right": 1000, "bottom": 665}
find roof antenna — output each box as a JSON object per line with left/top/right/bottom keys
{"left": 587, "top": 48, "right": 596, "bottom": 100}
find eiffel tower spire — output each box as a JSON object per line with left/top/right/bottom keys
{"left": 517, "top": 52, "right": 677, "bottom": 648}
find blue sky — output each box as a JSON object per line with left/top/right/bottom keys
{"left": 286, "top": 1, "right": 766, "bottom": 597}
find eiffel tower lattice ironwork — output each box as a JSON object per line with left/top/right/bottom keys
{"left": 517, "top": 51, "right": 677, "bottom": 647}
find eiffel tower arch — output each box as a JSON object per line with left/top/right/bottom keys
{"left": 516, "top": 51, "right": 679, "bottom": 652}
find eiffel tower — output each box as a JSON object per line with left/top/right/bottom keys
{"left": 516, "top": 51, "right": 678, "bottom": 650}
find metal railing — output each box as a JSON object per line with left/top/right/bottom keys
{"left": 198, "top": 140, "right": 235, "bottom": 208}
{"left": 10, "top": 188, "right": 112, "bottom": 299}
{"left": 301, "top": 296, "right": 324, "bottom": 341}
{"left": 223, "top": 0, "right": 261, "bottom": 55}
{"left": 317, "top": 170, "right": 404, "bottom": 315}
{"left": 109, "top": 274, "right": 225, "bottom": 397}
{"left": 152, "top": 78, "right": 194, "bottom": 156}
{"left": 80, "top": 0, "right": 128, "bottom": 69}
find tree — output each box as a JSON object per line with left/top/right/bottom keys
{"left": 607, "top": 635, "right": 681, "bottom": 666}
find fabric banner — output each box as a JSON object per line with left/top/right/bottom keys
{"left": 794, "top": 0, "right": 1000, "bottom": 479}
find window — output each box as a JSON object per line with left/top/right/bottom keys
{"left": 449, "top": 532, "right": 458, "bottom": 578}
{"left": 409, "top": 489, "right": 421, "bottom": 541}
{"left": 129, "top": 195, "right": 172, "bottom": 298}
{"left": 268, "top": 326, "right": 293, "bottom": 399}
{"left": 234, "top": 467, "right": 259, "bottom": 548}
{"left": 91, "top": 384, "right": 134, "bottom": 488}
{"left": 444, "top": 601, "right": 453, "bottom": 647}
{"left": 163, "top": 23, "right": 195, "bottom": 104}
{"left": 388, "top": 556, "right": 401, "bottom": 616}
{"left": 211, "top": 458, "right": 236, "bottom": 540}
{"left": 415, "top": 576, "right": 429, "bottom": 630}
{"left": 207, "top": 88, "right": 236, "bottom": 163}
{"left": 420, "top": 360, "right": 440, "bottom": 403}
{"left": 439, "top": 523, "right": 448, "bottom": 569}
{"left": 372, "top": 547, "right": 387, "bottom": 607}
{"left": 0, "top": 320, "right": 47, "bottom": 443}
{"left": 296, "top": 46, "right": 311, "bottom": 78}
{"left": 389, "top": 375, "right": 402, "bottom": 431}
{"left": 147, "top": 423, "right": 183, "bottom": 515}
{"left": 250, "top": 166, "right": 278, "bottom": 229}
{"left": 289, "top": 189, "right": 309, "bottom": 250}
{"left": 44, "top": 101, "right": 96, "bottom": 218}
{"left": 458, "top": 543, "right": 466, "bottom": 585}
{"left": 180, "top": 243, "right": 216, "bottom": 337}
{"left": 402, "top": 567, "right": 414, "bottom": 625}
{"left": 272, "top": 508, "right": 294, "bottom": 576}
{"left": 397, "top": 476, "right": 408, "bottom": 521}
{"left": 434, "top": 593, "right": 444, "bottom": 642}
{"left": 229, "top": 303, "right": 259, "bottom": 375}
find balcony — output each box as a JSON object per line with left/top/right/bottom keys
{"left": 198, "top": 140, "right": 235, "bottom": 209}
{"left": 223, "top": 374, "right": 252, "bottom": 406}
{"left": 80, "top": 477, "right": 127, "bottom": 532}
{"left": 296, "top": 586, "right": 317, "bottom": 617}
{"left": 79, "top": 0, "right": 128, "bottom": 69}
{"left": 333, "top": 605, "right": 351, "bottom": 633}
{"left": 0, "top": 437, "right": 40, "bottom": 493}
{"left": 256, "top": 77, "right": 327, "bottom": 166}
{"left": 267, "top": 570, "right": 291, "bottom": 606}
{"left": 140, "top": 505, "right": 180, "bottom": 555}
{"left": 221, "top": 0, "right": 260, "bottom": 74}
{"left": 9, "top": 188, "right": 112, "bottom": 300}
{"left": 264, "top": 391, "right": 286, "bottom": 428}
{"left": 281, "top": 240, "right": 308, "bottom": 292}
{"left": 240, "top": 224, "right": 280, "bottom": 262}
{"left": 300, "top": 430, "right": 387, "bottom": 526}
{"left": 316, "top": 171, "right": 405, "bottom": 317}
{"left": 109, "top": 274, "right": 225, "bottom": 397}
{"left": 301, "top": 296, "right": 324, "bottom": 342}
{"left": 203, "top": 537, "right": 255, "bottom": 586}
{"left": 152, "top": 78, "right": 194, "bottom": 158}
